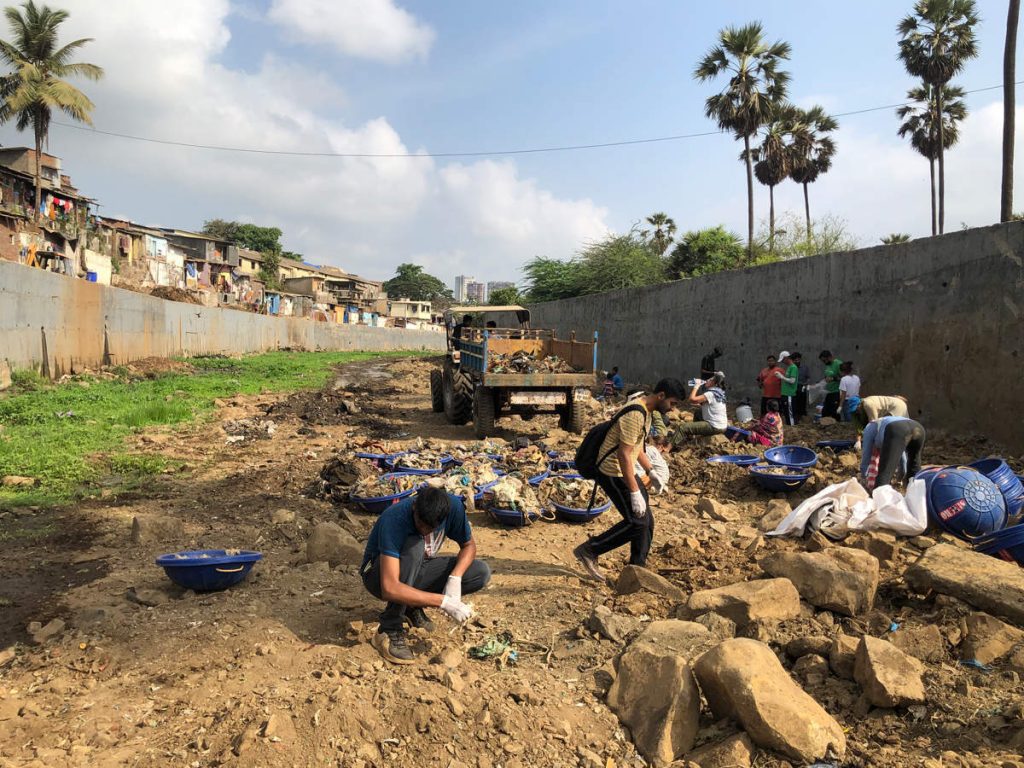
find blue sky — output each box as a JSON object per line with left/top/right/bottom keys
{"left": 1, "top": 0, "right": 1018, "bottom": 288}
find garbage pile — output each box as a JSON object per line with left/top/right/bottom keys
{"left": 351, "top": 473, "right": 421, "bottom": 499}
{"left": 390, "top": 449, "right": 450, "bottom": 471}
{"left": 504, "top": 445, "right": 549, "bottom": 477}
{"left": 539, "top": 474, "right": 608, "bottom": 509}
{"left": 222, "top": 418, "right": 277, "bottom": 443}
{"left": 311, "top": 456, "right": 377, "bottom": 502}
{"left": 481, "top": 475, "right": 543, "bottom": 515}
{"left": 488, "top": 351, "right": 576, "bottom": 374}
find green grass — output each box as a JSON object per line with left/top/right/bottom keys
{"left": 0, "top": 350, "right": 419, "bottom": 509}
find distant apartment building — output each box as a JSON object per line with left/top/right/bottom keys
{"left": 454, "top": 274, "right": 475, "bottom": 302}
{"left": 487, "top": 281, "right": 515, "bottom": 296}
{"left": 465, "top": 280, "right": 486, "bottom": 303}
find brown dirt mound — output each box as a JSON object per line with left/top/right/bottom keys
{"left": 150, "top": 285, "right": 201, "bottom": 304}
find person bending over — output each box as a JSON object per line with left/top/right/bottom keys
{"left": 860, "top": 416, "right": 925, "bottom": 491}
{"left": 361, "top": 487, "right": 490, "bottom": 664}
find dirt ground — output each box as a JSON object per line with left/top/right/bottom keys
{"left": 1, "top": 355, "right": 1023, "bottom": 768}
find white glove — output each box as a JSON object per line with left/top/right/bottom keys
{"left": 441, "top": 595, "right": 473, "bottom": 624}
{"left": 444, "top": 575, "right": 462, "bottom": 602}
{"left": 649, "top": 474, "right": 665, "bottom": 495}
{"left": 629, "top": 490, "right": 647, "bottom": 518}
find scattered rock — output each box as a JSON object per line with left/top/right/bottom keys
{"left": 854, "top": 636, "right": 926, "bottom": 708}
{"left": 306, "top": 522, "right": 362, "bottom": 567}
{"left": 828, "top": 633, "right": 860, "bottom": 680}
{"left": 761, "top": 547, "right": 879, "bottom": 617}
{"left": 686, "top": 578, "right": 801, "bottom": 628}
{"left": 125, "top": 587, "right": 170, "bottom": 608}
{"left": 130, "top": 514, "right": 185, "bottom": 545}
{"left": 607, "top": 642, "right": 700, "bottom": 765}
{"left": 686, "top": 733, "right": 754, "bottom": 768}
{"left": 27, "top": 618, "right": 65, "bottom": 644}
{"left": 693, "top": 612, "right": 736, "bottom": 640}
{"left": 847, "top": 531, "right": 901, "bottom": 564}
{"left": 270, "top": 509, "right": 296, "bottom": 524}
{"left": 263, "top": 712, "right": 297, "bottom": 743}
{"left": 697, "top": 497, "right": 739, "bottom": 523}
{"left": 759, "top": 499, "right": 792, "bottom": 532}
{"left": 786, "top": 635, "right": 833, "bottom": 659}
{"left": 1, "top": 475, "right": 36, "bottom": 488}
{"left": 588, "top": 605, "right": 639, "bottom": 644}
{"left": 891, "top": 624, "right": 947, "bottom": 663}
{"left": 432, "top": 647, "right": 463, "bottom": 669}
{"left": 693, "top": 638, "right": 846, "bottom": 762}
{"left": 960, "top": 612, "right": 1024, "bottom": 665}
{"left": 615, "top": 565, "right": 687, "bottom": 602}
{"left": 792, "top": 653, "right": 830, "bottom": 685}
{"left": 631, "top": 620, "right": 715, "bottom": 659}
{"left": 905, "top": 544, "right": 1024, "bottom": 625}
{"left": 233, "top": 721, "right": 261, "bottom": 756}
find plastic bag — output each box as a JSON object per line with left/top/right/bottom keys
{"left": 769, "top": 478, "right": 869, "bottom": 537}
{"left": 770, "top": 477, "right": 927, "bottom": 538}
{"left": 846, "top": 477, "right": 928, "bottom": 535}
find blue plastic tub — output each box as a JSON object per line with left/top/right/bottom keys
{"left": 816, "top": 439, "right": 856, "bottom": 452}
{"left": 488, "top": 507, "right": 540, "bottom": 527}
{"left": 706, "top": 454, "right": 760, "bottom": 466}
{"left": 749, "top": 464, "right": 811, "bottom": 492}
{"left": 550, "top": 460, "right": 576, "bottom": 471}
{"left": 473, "top": 480, "right": 499, "bottom": 503}
{"left": 86, "top": 271, "right": 98, "bottom": 283}
{"left": 528, "top": 469, "right": 551, "bottom": 487}
{"left": 385, "top": 452, "right": 447, "bottom": 475}
{"left": 765, "top": 445, "right": 819, "bottom": 469}
{"left": 355, "top": 452, "right": 392, "bottom": 468}
{"left": 350, "top": 472, "right": 420, "bottom": 514}
{"left": 970, "top": 458, "right": 1024, "bottom": 518}
{"left": 973, "top": 523, "right": 1024, "bottom": 566}
{"left": 539, "top": 473, "right": 611, "bottom": 521}
{"left": 927, "top": 467, "right": 1007, "bottom": 541}
{"left": 156, "top": 549, "right": 262, "bottom": 591}
{"left": 725, "top": 426, "right": 751, "bottom": 441}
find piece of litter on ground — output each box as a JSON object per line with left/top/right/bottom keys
{"left": 959, "top": 659, "right": 992, "bottom": 672}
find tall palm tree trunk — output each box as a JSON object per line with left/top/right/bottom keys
{"left": 743, "top": 133, "right": 754, "bottom": 263}
{"left": 768, "top": 185, "right": 776, "bottom": 254}
{"left": 929, "top": 156, "right": 937, "bottom": 236}
{"left": 33, "top": 125, "right": 43, "bottom": 224}
{"left": 802, "top": 182, "right": 811, "bottom": 243}
{"left": 1003, "top": 0, "right": 1020, "bottom": 222}
{"left": 936, "top": 86, "right": 946, "bottom": 234}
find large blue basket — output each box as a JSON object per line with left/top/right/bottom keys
{"left": 927, "top": 467, "right": 1007, "bottom": 541}
{"left": 706, "top": 454, "right": 760, "bottom": 466}
{"left": 970, "top": 458, "right": 1024, "bottom": 518}
{"left": 765, "top": 445, "right": 818, "bottom": 469}
{"left": 385, "top": 451, "right": 449, "bottom": 475}
{"left": 350, "top": 472, "right": 421, "bottom": 514}
{"left": 973, "top": 523, "right": 1024, "bottom": 566}
{"left": 749, "top": 464, "right": 811, "bottom": 492}
{"left": 156, "top": 549, "right": 262, "bottom": 591}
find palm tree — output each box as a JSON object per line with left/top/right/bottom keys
{"left": 1002, "top": 0, "right": 1020, "bottom": 222}
{"left": 898, "top": 0, "right": 980, "bottom": 234}
{"left": 0, "top": 1, "right": 103, "bottom": 222}
{"left": 695, "top": 22, "right": 791, "bottom": 262}
{"left": 788, "top": 106, "right": 838, "bottom": 243}
{"left": 751, "top": 103, "right": 798, "bottom": 253}
{"left": 644, "top": 212, "right": 677, "bottom": 255}
{"left": 881, "top": 233, "right": 912, "bottom": 244}
{"left": 897, "top": 83, "right": 967, "bottom": 236}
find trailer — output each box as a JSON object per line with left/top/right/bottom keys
{"left": 429, "top": 306, "right": 597, "bottom": 438}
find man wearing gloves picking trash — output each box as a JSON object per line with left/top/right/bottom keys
{"left": 361, "top": 486, "right": 490, "bottom": 664}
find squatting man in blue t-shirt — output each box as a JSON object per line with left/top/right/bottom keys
{"left": 360, "top": 486, "right": 491, "bottom": 664}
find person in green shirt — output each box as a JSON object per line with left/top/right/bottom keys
{"left": 777, "top": 351, "right": 800, "bottom": 425}
{"left": 818, "top": 350, "right": 843, "bottom": 420}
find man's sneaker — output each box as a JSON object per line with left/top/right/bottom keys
{"left": 407, "top": 607, "right": 435, "bottom": 632}
{"left": 371, "top": 630, "right": 416, "bottom": 665}
{"left": 573, "top": 544, "right": 606, "bottom": 583}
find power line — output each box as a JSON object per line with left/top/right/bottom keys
{"left": 48, "top": 80, "right": 1023, "bottom": 159}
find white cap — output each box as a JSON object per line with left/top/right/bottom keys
{"left": 778, "top": 350, "right": 791, "bottom": 361}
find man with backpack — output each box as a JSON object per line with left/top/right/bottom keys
{"left": 573, "top": 378, "right": 687, "bottom": 582}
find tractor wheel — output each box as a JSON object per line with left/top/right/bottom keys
{"left": 560, "top": 394, "right": 586, "bottom": 435}
{"left": 473, "top": 386, "right": 497, "bottom": 439}
{"left": 443, "top": 362, "right": 473, "bottom": 425}
{"left": 429, "top": 369, "right": 444, "bottom": 412}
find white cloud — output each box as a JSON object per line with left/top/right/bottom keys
{"left": 267, "top": 0, "right": 434, "bottom": 62}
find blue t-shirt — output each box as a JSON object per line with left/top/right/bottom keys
{"left": 611, "top": 373, "right": 624, "bottom": 390}
{"left": 361, "top": 493, "right": 472, "bottom": 569}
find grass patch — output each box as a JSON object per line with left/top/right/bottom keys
{"left": 0, "top": 349, "right": 420, "bottom": 509}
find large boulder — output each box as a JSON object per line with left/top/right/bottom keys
{"left": 686, "top": 733, "right": 754, "bottom": 768}
{"left": 693, "top": 638, "right": 846, "bottom": 763}
{"left": 588, "top": 605, "right": 639, "bottom": 644}
{"left": 853, "top": 636, "right": 925, "bottom": 708}
{"left": 960, "top": 612, "right": 1024, "bottom": 665}
{"left": 630, "top": 620, "right": 716, "bottom": 659}
{"left": 905, "top": 544, "right": 1024, "bottom": 625}
{"left": 760, "top": 547, "right": 879, "bottom": 617}
{"left": 759, "top": 499, "right": 792, "bottom": 533}
{"left": 828, "top": 634, "right": 860, "bottom": 680}
{"left": 130, "top": 514, "right": 185, "bottom": 545}
{"left": 607, "top": 644, "right": 700, "bottom": 766}
{"left": 616, "top": 565, "right": 687, "bottom": 602}
{"left": 686, "top": 578, "right": 801, "bottom": 628}
{"left": 891, "top": 624, "right": 947, "bottom": 663}
{"left": 306, "top": 522, "right": 362, "bottom": 567}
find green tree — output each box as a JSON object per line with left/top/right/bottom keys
{"left": 201, "top": 219, "right": 285, "bottom": 254}
{"left": 897, "top": 83, "right": 967, "bottom": 235}
{"left": 643, "top": 212, "right": 677, "bottom": 255}
{"left": 382, "top": 263, "right": 453, "bottom": 304}
{"left": 898, "top": 0, "right": 980, "bottom": 234}
{"left": 1002, "top": 0, "right": 1020, "bottom": 221}
{"left": 667, "top": 226, "right": 745, "bottom": 278}
{"left": 695, "top": 22, "right": 791, "bottom": 262}
{"left": 488, "top": 286, "right": 521, "bottom": 305}
{"left": 0, "top": 0, "right": 102, "bottom": 222}
{"left": 522, "top": 256, "right": 586, "bottom": 302}
{"left": 259, "top": 252, "right": 281, "bottom": 291}
{"left": 281, "top": 250, "right": 303, "bottom": 262}
{"left": 199, "top": 218, "right": 238, "bottom": 242}
{"left": 574, "top": 228, "right": 667, "bottom": 295}
{"left": 881, "top": 233, "right": 912, "bottom": 244}
{"left": 754, "top": 211, "right": 858, "bottom": 260}
{"left": 788, "top": 105, "right": 838, "bottom": 242}
{"left": 751, "top": 103, "right": 799, "bottom": 253}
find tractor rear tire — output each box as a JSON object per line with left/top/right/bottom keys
{"left": 473, "top": 386, "right": 497, "bottom": 439}
{"left": 443, "top": 363, "right": 473, "bottom": 425}
{"left": 560, "top": 395, "right": 586, "bottom": 435}
{"left": 429, "top": 369, "right": 444, "bottom": 412}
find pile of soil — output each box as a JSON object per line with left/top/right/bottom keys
{"left": 150, "top": 286, "right": 201, "bottom": 304}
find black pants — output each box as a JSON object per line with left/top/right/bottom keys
{"left": 760, "top": 396, "right": 769, "bottom": 417}
{"left": 794, "top": 388, "right": 808, "bottom": 419}
{"left": 782, "top": 395, "right": 797, "bottom": 426}
{"left": 822, "top": 392, "right": 841, "bottom": 420}
{"left": 876, "top": 420, "right": 926, "bottom": 488}
{"left": 361, "top": 535, "right": 491, "bottom": 633}
{"left": 585, "top": 473, "right": 653, "bottom": 567}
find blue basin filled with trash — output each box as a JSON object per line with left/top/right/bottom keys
{"left": 749, "top": 464, "right": 811, "bottom": 492}
{"left": 706, "top": 454, "right": 760, "bottom": 466}
{"left": 542, "top": 473, "right": 611, "bottom": 522}
{"left": 354, "top": 452, "right": 393, "bottom": 468}
{"left": 156, "top": 549, "right": 262, "bottom": 591}
{"left": 385, "top": 452, "right": 449, "bottom": 475}
{"left": 972, "top": 523, "right": 1024, "bottom": 566}
{"left": 765, "top": 445, "right": 818, "bottom": 469}
{"left": 488, "top": 507, "right": 544, "bottom": 527}
{"left": 350, "top": 472, "right": 421, "bottom": 514}
{"left": 528, "top": 469, "right": 551, "bottom": 487}
{"left": 926, "top": 467, "right": 1007, "bottom": 540}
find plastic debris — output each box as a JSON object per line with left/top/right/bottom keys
{"left": 487, "top": 351, "right": 576, "bottom": 374}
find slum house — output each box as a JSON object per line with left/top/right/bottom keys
{"left": 160, "top": 229, "right": 238, "bottom": 305}
{"left": 318, "top": 265, "right": 385, "bottom": 324}
{"left": 281, "top": 265, "right": 335, "bottom": 321}
{"left": 0, "top": 147, "right": 105, "bottom": 282}
{"left": 93, "top": 218, "right": 191, "bottom": 290}
{"left": 232, "top": 247, "right": 266, "bottom": 310}
{"left": 387, "top": 298, "right": 434, "bottom": 329}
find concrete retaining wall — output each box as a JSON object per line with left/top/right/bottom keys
{"left": 528, "top": 222, "right": 1024, "bottom": 451}
{"left": 0, "top": 260, "right": 445, "bottom": 374}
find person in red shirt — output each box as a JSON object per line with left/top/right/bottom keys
{"left": 756, "top": 354, "right": 784, "bottom": 416}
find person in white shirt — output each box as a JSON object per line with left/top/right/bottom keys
{"left": 671, "top": 371, "right": 729, "bottom": 442}
{"left": 635, "top": 435, "right": 671, "bottom": 494}
{"left": 838, "top": 361, "right": 862, "bottom": 422}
